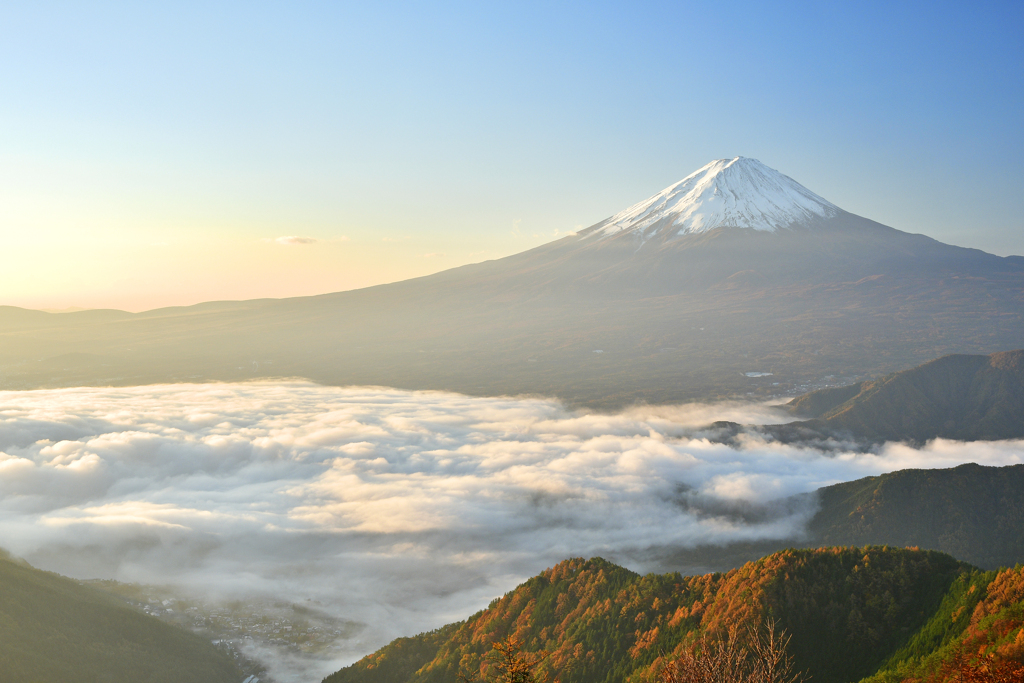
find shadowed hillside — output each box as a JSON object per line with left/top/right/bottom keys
{"left": 323, "top": 547, "right": 1024, "bottom": 683}
{"left": 0, "top": 551, "right": 243, "bottom": 683}
{"left": 779, "top": 350, "right": 1024, "bottom": 442}
{"left": 655, "top": 463, "right": 1024, "bottom": 577}
{"left": 863, "top": 564, "right": 1024, "bottom": 682}
{"left": 808, "top": 463, "right": 1024, "bottom": 570}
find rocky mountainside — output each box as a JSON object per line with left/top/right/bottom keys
{"left": 2, "top": 158, "right": 1022, "bottom": 408}
{"left": 322, "top": 548, "right": 1024, "bottom": 683}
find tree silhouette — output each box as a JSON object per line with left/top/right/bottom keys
{"left": 660, "top": 619, "right": 806, "bottom": 683}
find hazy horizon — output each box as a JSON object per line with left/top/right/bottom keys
{"left": 3, "top": 2, "right": 1023, "bottom": 311}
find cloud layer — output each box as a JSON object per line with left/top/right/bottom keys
{"left": 1, "top": 382, "right": 1021, "bottom": 681}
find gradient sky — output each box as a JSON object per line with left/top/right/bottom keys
{"left": 2, "top": 0, "right": 1021, "bottom": 311}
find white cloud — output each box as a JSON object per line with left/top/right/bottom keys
{"left": 271, "top": 236, "right": 317, "bottom": 245}
{"left": 0, "top": 382, "right": 1020, "bottom": 681}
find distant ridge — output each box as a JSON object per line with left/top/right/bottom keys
{"left": 663, "top": 462, "right": 1024, "bottom": 574}
{"left": 778, "top": 349, "right": 1024, "bottom": 442}
{"left": 809, "top": 462, "right": 1024, "bottom": 569}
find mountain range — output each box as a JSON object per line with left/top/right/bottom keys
{"left": 2, "top": 158, "right": 1021, "bottom": 408}
{"left": 323, "top": 548, "right": 1024, "bottom": 683}
{"left": 713, "top": 348, "right": 1024, "bottom": 445}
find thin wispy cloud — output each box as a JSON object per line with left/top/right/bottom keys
{"left": 0, "top": 383, "right": 1020, "bottom": 681}
{"left": 267, "top": 236, "right": 318, "bottom": 245}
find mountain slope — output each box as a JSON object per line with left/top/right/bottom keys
{"left": 863, "top": 564, "right": 1024, "bottom": 682}
{"left": 0, "top": 551, "right": 242, "bottom": 683}
{"left": 657, "top": 463, "right": 1024, "bottom": 575}
{"left": 782, "top": 350, "right": 1024, "bottom": 442}
{"left": 809, "top": 463, "right": 1024, "bottom": 570}
{"left": 2, "top": 158, "right": 1022, "bottom": 408}
{"left": 323, "top": 548, "right": 1005, "bottom": 683}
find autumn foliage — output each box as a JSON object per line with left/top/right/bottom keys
{"left": 459, "top": 636, "right": 551, "bottom": 683}
{"left": 933, "top": 648, "right": 1024, "bottom": 683}
{"left": 323, "top": 551, "right": 1024, "bottom": 683}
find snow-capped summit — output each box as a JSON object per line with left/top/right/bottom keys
{"left": 582, "top": 157, "right": 841, "bottom": 241}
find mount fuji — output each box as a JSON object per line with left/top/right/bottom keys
{"left": 583, "top": 156, "right": 840, "bottom": 240}
{"left": 2, "top": 158, "right": 1022, "bottom": 407}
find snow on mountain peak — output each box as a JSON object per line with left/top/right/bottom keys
{"left": 584, "top": 157, "right": 841, "bottom": 241}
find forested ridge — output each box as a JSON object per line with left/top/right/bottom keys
{"left": 662, "top": 463, "right": 1024, "bottom": 575}
{"left": 809, "top": 463, "right": 1024, "bottom": 570}
{"left": 324, "top": 548, "right": 1024, "bottom": 683}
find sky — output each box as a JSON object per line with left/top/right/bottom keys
{"left": 3, "top": 382, "right": 1022, "bottom": 680}
{"left": 1, "top": 1, "right": 1022, "bottom": 311}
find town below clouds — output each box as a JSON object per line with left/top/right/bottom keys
{"left": 1, "top": 382, "right": 1021, "bottom": 680}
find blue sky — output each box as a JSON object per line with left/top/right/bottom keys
{"left": 1, "top": 1, "right": 1021, "bottom": 310}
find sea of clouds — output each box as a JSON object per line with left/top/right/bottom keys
{"left": 1, "top": 381, "right": 1022, "bottom": 681}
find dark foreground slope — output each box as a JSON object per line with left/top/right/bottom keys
{"left": 863, "top": 564, "right": 1024, "bottom": 683}
{"left": 1, "top": 214, "right": 1022, "bottom": 408}
{"left": 780, "top": 350, "right": 1024, "bottom": 442}
{"left": 0, "top": 551, "right": 242, "bottom": 683}
{"left": 659, "top": 463, "right": 1024, "bottom": 576}
{"left": 324, "top": 548, "right": 1024, "bottom": 683}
